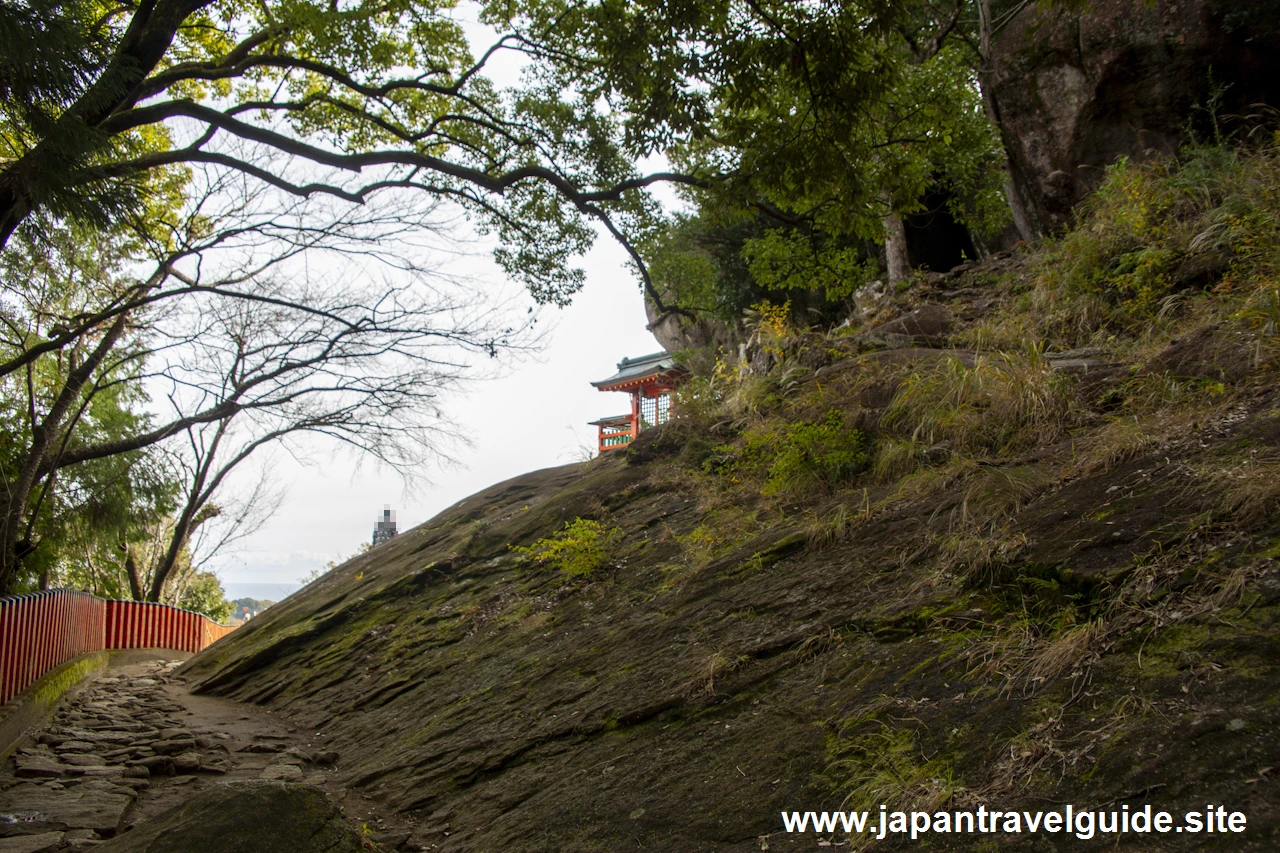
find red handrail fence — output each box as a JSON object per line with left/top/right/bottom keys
{"left": 0, "top": 590, "right": 236, "bottom": 704}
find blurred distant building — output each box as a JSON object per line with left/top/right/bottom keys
{"left": 373, "top": 505, "right": 398, "bottom": 545}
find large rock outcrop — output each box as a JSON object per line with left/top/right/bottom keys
{"left": 990, "top": 0, "right": 1280, "bottom": 232}
{"left": 95, "top": 782, "right": 364, "bottom": 853}
{"left": 644, "top": 292, "right": 740, "bottom": 356}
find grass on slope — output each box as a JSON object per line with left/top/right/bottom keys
{"left": 179, "top": 140, "right": 1280, "bottom": 852}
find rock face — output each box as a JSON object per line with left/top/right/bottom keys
{"left": 990, "top": 0, "right": 1280, "bottom": 232}
{"left": 644, "top": 292, "right": 740, "bottom": 356}
{"left": 93, "top": 782, "right": 364, "bottom": 853}
{"left": 0, "top": 834, "right": 64, "bottom": 853}
{"left": 177, "top": 380, "right": 1280, "bottom": 852}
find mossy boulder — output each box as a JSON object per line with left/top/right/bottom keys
{"left": 94, "top": 782, "right": 364, "bottom": 853}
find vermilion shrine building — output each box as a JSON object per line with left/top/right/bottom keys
{"left": 589, "top": 351, "right": 685, "bottom": 453}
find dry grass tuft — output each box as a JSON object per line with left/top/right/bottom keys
{"left": 933, "top": 530, "right": 1028, "bottom": 582}
{"left": 954, "top": 465, "right": 1050, "bottom": 527}
{"left": 827, "top": 717, "right": 965, "bottom": 818}
{"left": 1071, "top": 416, "right": 1158, "bottom": 477}
{"left": 882, "top": 347, "right": 1073, "bottom": 457}
{"left": 792, "top": 626, "right": 844, "bottom": 662}
{"left": 1200, "top": 450, "right": 1280, "bottom": 528}
{"left": 1025, "top": 620, "right": 1106, "bottom": 683}
{"left": 872, "top": 437, "right": 929, "bottom": 483}
{"left": 687, "top": 651, "right": 749, "bottom": 697}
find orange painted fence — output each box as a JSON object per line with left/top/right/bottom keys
{"left": 0, "top": 590, "right": 236, "bottom": 704}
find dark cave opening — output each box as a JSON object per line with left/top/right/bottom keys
{"left": 905, "top": 192, "right": 978, "bottom": 272}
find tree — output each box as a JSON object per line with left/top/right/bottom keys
{"left": 132, "top": 259, "right": 507, "bottom": 600}
{"left": 499, "top": 0, "right": 1009, "bottom": 311}
{"left": 175, "top": 570, "right": 234, "bottom": 622}
{"left": 0, "top": 160, "right": 535, "bottom": 594}
{"left": 0, "top": 0, "right": 701, "bottom": 310}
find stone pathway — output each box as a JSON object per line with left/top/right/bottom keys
{"left": 0, "top": 657, "right": 412, "bottom": 852}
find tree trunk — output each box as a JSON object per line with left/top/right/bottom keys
{"left": 883, "top": 214, "right": 911, "bottom": 285}
{"left": 977, "top": 0, "right": 1040, "bottom": 242}
{"left": 147, "top": 421, "right": 232, "bottom": 602}
{"left": 124, "top": 548, "right": 146, "bottom": 601}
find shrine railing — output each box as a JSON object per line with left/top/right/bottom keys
{"left": 598, "top": 417, "right": 636, "bottom": 452}
{"left": 0, "top": 590, "right": 236, "bottom": 704}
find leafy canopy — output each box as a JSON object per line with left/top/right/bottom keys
{"left": 496, "top": 0, "right": 1009, "bottom": 316}
{"left": 0, "top": 0, "right": 689, "bottom": 306}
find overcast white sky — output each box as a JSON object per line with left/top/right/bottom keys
{"left": 209, "top": 236, "right": 662, "bottom": 586}
{"left": 204, "top": 12, "right": 688, "bottom": 588}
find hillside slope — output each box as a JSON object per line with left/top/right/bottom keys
{"left": 182, "top": 150, "right": 1280, "bottom": 851}
{"left": 180, "top": 382, "right": 1280, "bottom": 851}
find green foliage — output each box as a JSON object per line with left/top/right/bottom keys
{"left": 826, "top": 714, "right": 961, "bottom": 815}
{"left": 1029, "top": 140, "right": 1280, "bottom": 338}
{"left": 710, "top": 410, "right": 868, "bottom": 496}
{"left": 741, "top": 230, "right": 881, "bottom": 302}
{"left": 1, "top": 0, "right": 662, "bottom": 305}
{"left": 676, "top": 507, "right": 758, "bottom": 568}
{"left": 0, "top": 222, "right": 181, "bottom": 594}
{"left": 759, "top": 410, "right": 870, "bottom": 496}
{"left": 232, "top": 597, "right": 276, "bottom": 619}
{"left": 512, "top": 518, "right": 622, "bottom": 579}
{"left": 177, "top": 571, "right": 235, "bottom": 623}
{"left": 564, "top": 0, "right": 1012, "bottom": 321}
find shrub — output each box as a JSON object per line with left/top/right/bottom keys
{"left": 1026, "top": 140, "right": 1280, "bottom": 339}
{"left": 882, "top": 349, "right": 1072, "bottom": 457}
{"left": 511, "top": 518, "right": 621, "bottom": 578}
{"left": 676, "top": 507, "right": 759, "bottom": 567}
{"left": 716, "top": 409, "right": 868, "bottom": 496}
{"left": 761, "top": 410, "right": 869, "bottom": 495}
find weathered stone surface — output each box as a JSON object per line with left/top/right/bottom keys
{"left": 68, "top": 767, "right": 124, "bottom": 778}
{"left": 856, "top": 346, "right": 977, "bottom": 370}
{"left": 126, "top": 756, "right": 173, "bottom": 777}
{"left": 1046, "top": 357, "right": 1119, "bottom": 374}
{"left": 863, "top": 303, "right": 953, "bottom": 345}
{"left": 149, "top": 738, "right": 195, "bottom": 756}
{"left": 44, "top": 731, "right": 130, "bottom": 747}
{"left": 0, "top": 832, "right": 64, "bottom": 853}
{"left": 1144, "top": 323, "right": 1255, "bottom": 382}
{"left": 645, "top": 295, "right": 740, "bottom": 357}
{"left": 236, "top": 741, "right": 284, "bottom": 754}
{"left": 54, "top": 742, "right": 97, "bottom": 754}
{"left": 12, "top": 758, "right": 63, "bottom": 780}
{"left": 0, "top": 784, "right": 132, "bottom": 835}
{"left": 94, "top": 782, "right": 364, "bottom": 853}
{"left": 990, "top": 0, "right": 1280, "bottom": 232}
{"left": 259, "top": 764, "right": 303, "bottom": 781}
{"left": 281, "top": 747, "right": 311, "bottom": 764}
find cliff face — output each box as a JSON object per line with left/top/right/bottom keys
{"left": 180, "top": 258, "right": 1280, "bottom": 850}
{"left": 990, "top": 0, "right": 1280, "bottom": 232}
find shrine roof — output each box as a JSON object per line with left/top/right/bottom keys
{"left": 587, "top": 413, "right": 632, "bottom": 426}
{"left": 590, "top": 351, "right": 682, "bottom": 389}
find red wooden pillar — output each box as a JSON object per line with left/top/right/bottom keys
{"left": 0, "top": 597, "right": 12, "bottom": 703}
